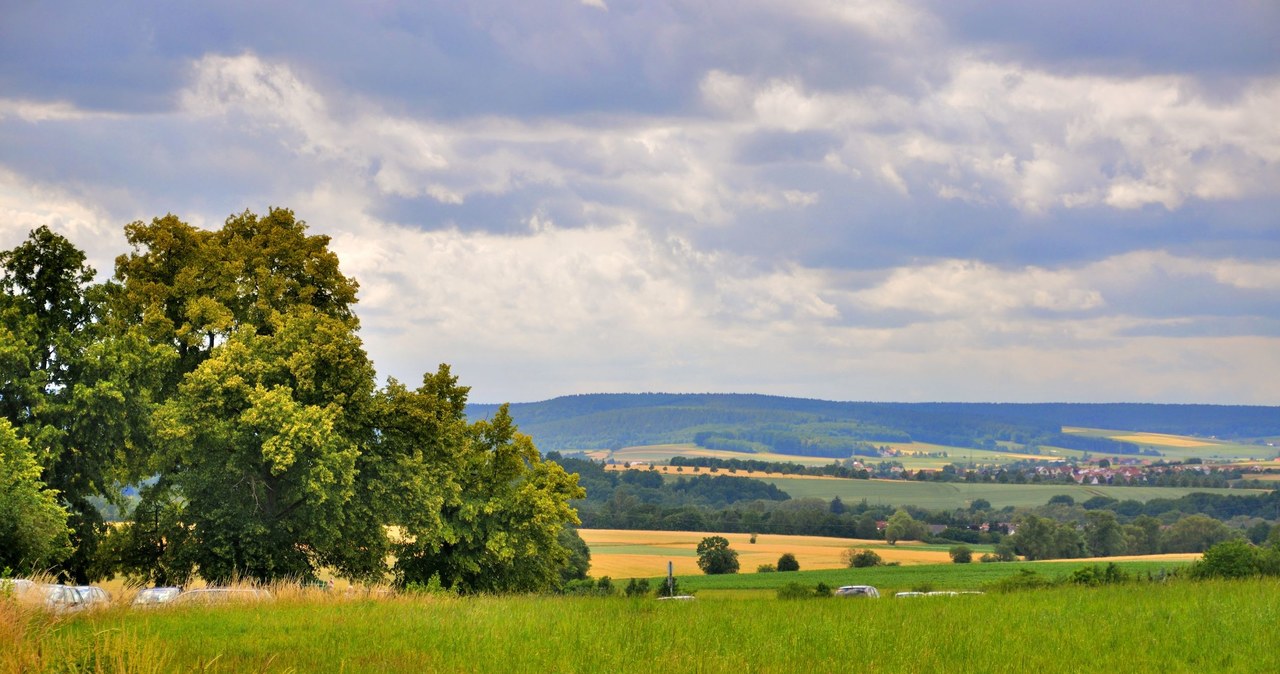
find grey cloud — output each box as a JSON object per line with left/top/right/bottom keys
{"left": 921, "top": 0, "right": 1280, "bottom": 78}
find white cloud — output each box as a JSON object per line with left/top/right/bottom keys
{"left": 0, "top": 166, "right": 124, "bottom": 275}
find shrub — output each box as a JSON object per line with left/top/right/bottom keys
{"left": 842, "top": 548, "right": 883, "bottom": 568}
{"left": 776, "top": 582, "right": 813, "bottom": 600}
{"left": 624, "top": 578, "right": 651, "bottom": 597}
{"left": 813, "top": 582, "right": 833, "bottom": 597}
{"left": 776, "top": 553, "right": 800, "bottom": 572}
{"left": 1069, "top": 563, "right": 1130, "bottom": 586}
{"left": 949, "top": 545, "right": 973, "bottom": 564}
{"left": 987, "top": 569, "right": 1055, "bottom": 593}
{"left": 655, "top": 576, "right": 684, "bottom": 598}
{"left": 1192, "top": 539, "right": 1261, "bottom": 579}
{"left": 757, "top": 564, "right": 776, "bottom": 573}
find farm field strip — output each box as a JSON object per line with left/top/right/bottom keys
{"left": 579, "top": 529, "right": 978, "bottom": 578}
{"left": 752, "top": 476, "right": 1267, "bottom": 510}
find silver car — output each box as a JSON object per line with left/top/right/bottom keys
{"left": 835, "top": 585, "right": 880, "bottom": 598}
{"left": 132, "top": 587, "right": 182, "bottom": 607}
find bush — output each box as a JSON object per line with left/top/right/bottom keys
{"left": 813, "top": 582, "right": 833, "bottom": 597}
{"left": 624, "top": 578, "right": 651, "bottom": 597}
{"left": 655, "top": 576, "right": 684, "bottom": 598}
{"left": 949, "top": 545, "right": 973, "bottom": 564}
{"left": 1192, "top": 539, "right": 1261, "bottom": 579}
{"left": 842, "top": 548, "right": 883, "bottom": 568}
{"left": 987, "top": 569, "right": 1055, "bottom": 593}
{"left": 776, "top": 582, "right": 813, "bottom": 600}
{"left": 757, "top": 564, "right": 776, "bottom": 573}
{"left": 1069, "top": 564, "right": 1130, "bottom": 586}
{"left": 776, "top": 553, "right": 800, "bottom": 572}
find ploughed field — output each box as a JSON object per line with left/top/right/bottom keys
{"left": 10, "top": 578, "right": 1278, "bottom": 673}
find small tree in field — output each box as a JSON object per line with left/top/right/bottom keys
{"left": 696, "top": 536, "right": 740, "bottom": 575}
{"left": 949, "top": 545, "right": 973, "bottom": 564}
{"left": 843, "top": 548, "right": 882, "bottom": 568}
{"left": 776, "top": 552, "right": 800, "bottom": 572}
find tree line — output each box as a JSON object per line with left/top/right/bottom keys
{"left": 0, "top": 211, "right": 583, "bottom": 592}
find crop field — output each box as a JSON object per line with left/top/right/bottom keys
{"left": 9, "top": 577, "right": 1276, "bottom": 673}
{"left": 578, "top": 529, "right": 976, "bottom": 577}
{"left": 749, "top": 477, "right": 1266, "bottom": 510}
{"left": 599, "top": 443, "right": 1076, "bottom": 469}
{"left": 1063, "top": 427, "right": 1279, "bottom": 461}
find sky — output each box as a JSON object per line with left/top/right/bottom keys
{"left": 2, "top": 1, "right": 1279, "bottom": 405}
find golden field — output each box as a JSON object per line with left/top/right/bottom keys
{"left": 578, "top": 529, "right": 955, "bottom": 578}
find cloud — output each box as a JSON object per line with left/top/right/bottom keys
{"left": 1, "top": 2, "right": 1277, "bottom": 405}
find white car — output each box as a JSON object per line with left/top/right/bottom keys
{"left": 835, "top": 585, "right": 880, "bottom": 598}
{"left": 132, "top": 587, "right": 182, "bottom": 607}
{"left": 74, "top": 585, "right": 111, "bottom": 608}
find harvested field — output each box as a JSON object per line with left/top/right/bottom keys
{"left": 579, "top": 529, "right": 955, "bottom": 578}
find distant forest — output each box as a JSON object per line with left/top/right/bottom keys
{"left": 467, "top": 394, "right": 1280, "bottom": 457}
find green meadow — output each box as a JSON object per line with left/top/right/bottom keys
{"left": 10, "top": 577, "right": 1278, "bottom": 673}
{"left": 753, "top": 477, "right": 1264, "bottom": 510}
{"left": 672, "top": 559, "right": 1188, "bottom": 594}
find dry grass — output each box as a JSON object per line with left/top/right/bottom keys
{"left": 579, "top": 529, "right": 953, "bottom": 578}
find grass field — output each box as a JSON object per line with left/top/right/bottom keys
{"left": 671, "top": 557, "right": 1194, "bottom": 594}
{"left": 752, "top": 477, "right": 1265, "bottom": 509}
{"left": 10, "top": 577, "right": 1276, "bottom": 673}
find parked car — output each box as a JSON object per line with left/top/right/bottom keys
{"left": 171, "top": 588, "right": 274, "bottom": 605}
{"left": 894, "top": 591, "right": 925, "bottom": 598}
{"left": 73, "top": 585, "right": 111, "bottom": 608}
{"left": 42, "top": 584, "right": 86, "bottom": 612}
{"left": 0, "top": 578, "right": 37, "bottom": 598}
{"left": 132, "top": 587, "right": 182, "bottom": 607}
{"left": 835, "top": 585, "right": 880, "bottom": 598}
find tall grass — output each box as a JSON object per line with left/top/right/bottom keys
{"left": 24, "top": 577, "right": 1280, "bottom": 673}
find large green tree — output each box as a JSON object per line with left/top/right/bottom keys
{"left": 0, "top": 226, "right": 147, "bottom": 581}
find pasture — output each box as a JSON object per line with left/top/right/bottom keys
{"left": 751, "top": 477, "right": 1265, "bottom": 510}
{"left": 9, "top": 578, "right": 1276, "bottom": 673}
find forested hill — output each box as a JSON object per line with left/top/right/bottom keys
{"left": 465, "top": 394, "right": 1280, "bottom": 453}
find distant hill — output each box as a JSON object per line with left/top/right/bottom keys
{"left": 466, "top": 394, "right": 1280, "bottom": 456}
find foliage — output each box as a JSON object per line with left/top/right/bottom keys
{"left": 884, "top": 509, "right": 927, "bottom": 544}
{"left": 757, "top": 564, "right": 776, "bottom": 573}
{"left": 843, "top": 548, "right": 883, "bottom": 568}
{"left": 0, "top": 419, "right": 72, "bottom": 571}
{"left": 1009, "top": 514, "right": 1085, "bottom": 561}
{"left": 1161, "top": 514, "right": 1240, "bottom": 553}
{"left": 1190, "top": 539, "right": 1273, "bottom": 580}
{"left": 624, "top": 577, "right": 651, "bottom": 597}
{"left": 776, "top": 552, "right": 800, "bottom": 572}
{"left": 776, "top": 581, "right": 823, "bottom": 599}
{"left": 1, "top": 212, "right": 587, "bottom": 591}
{"left": 1068, "top": 563, "right": 1130, "bottom": 586}
{"left": 948, "top": 545, "right": 973, "bottom": 564}
{"left": 558, "top": 527, "right": 592, "bottom": 585}
{"left": 695, "top": 536, "right": 740, "bottom": 575}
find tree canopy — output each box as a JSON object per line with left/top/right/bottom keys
{"left": 0, "top": 212, "right": 583, "bottom": 591}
